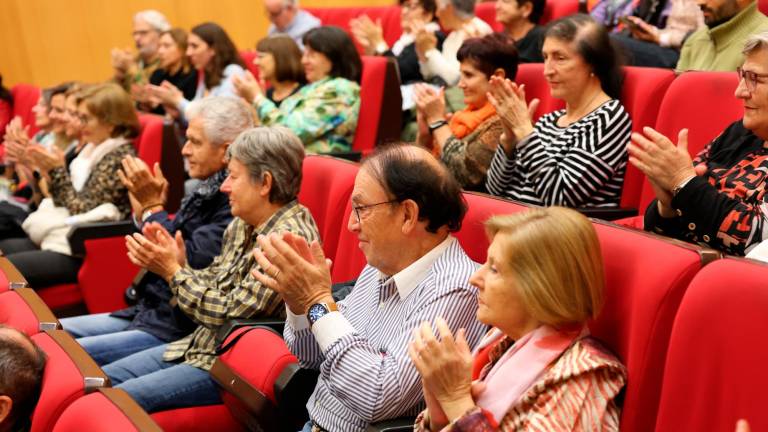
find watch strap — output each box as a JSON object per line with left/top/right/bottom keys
{"left": 428, "top": 119, "right": 448, "bottom": 132}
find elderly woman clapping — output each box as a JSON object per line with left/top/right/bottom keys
{"left": 409, "top": 207, "right": 626, "bottom": 431}
{"left": 629, "top": 31, "right": 768, "bottom": 256}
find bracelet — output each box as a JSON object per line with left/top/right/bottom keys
{"left": 139, "top": 203, "right": 164, "bottom": 222}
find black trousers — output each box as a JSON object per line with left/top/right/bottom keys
{"left": 611, "top": 34, "right": 680, "bottom": 69}
{"left": 0, "top": 237, "right": 82, "bottom": 289}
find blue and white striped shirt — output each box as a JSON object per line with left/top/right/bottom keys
{"left": 284, "top": 236, "right": 486, "bottom": 432}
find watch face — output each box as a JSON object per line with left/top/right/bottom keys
{"left": 308, "top": 303, "right": 328, "bottom": 323}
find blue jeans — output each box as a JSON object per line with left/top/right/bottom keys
{"left": 60, "top": 313, "right": 165, "bottom": 366}
{"left": 102, "top": 344, "right": 221, "bottom": 413}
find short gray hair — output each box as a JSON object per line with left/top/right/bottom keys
{"left": 186, "top": 97, "right": 254, "bottom": 147}
{"left": 450, "top": 0, "right": 476, "bottom": 19}
{"left": 743, "top": 31, "right": 768, "bottom": 55}
{"left": 227, "top": 127, "right": 305, "bottom": 204}
{"left": 134, "top": 10, "right": 171, "bottom": 32}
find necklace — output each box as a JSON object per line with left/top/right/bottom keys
{"left": 561, "top": 88, "right": 606, "bottom": 127}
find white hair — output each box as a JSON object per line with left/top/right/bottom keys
{"left": 185, "top": 97, "right": 254, "bottom": 146}
{"left": 743, "top": 31, "right": 768, "bottom": 55}
{"left": 133, "top": 10, "right": 171, "bottom": 32}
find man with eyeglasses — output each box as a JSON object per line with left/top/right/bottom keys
{"left": 628, "top": 32, "right": 768, "bottom": 257}
{"left": 112, "top": 10, "right": 171, "bottom": 91}
{"left": 675, "top": 0, "right": 768, "bottom": 72}
{"left": 264, "top": 0, "right": 320, "bottom": 49}
{"left": 253, "top": 144, "right": 487, "bottom": 432}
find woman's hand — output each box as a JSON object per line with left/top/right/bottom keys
{"left": 233, "top": 71, "right": 264, "bottom": 105}
{"left": 488, "top": 77, "right": 537, "bottom": 154}
{"left": 350, "top": 15, "right": 385, "bottom": 55}
{"left": 627, "top": 17, "right": 660, "bottom": 44}
{"left": 409, "top": 317, "right": 475, "bottom": 422}
{"left": 125, "top": 222, "right": 186, "bottom": 281}
{"left": 26, "top": 145, "right": 65, "bottom": 174}
{"left": 629, "top": 127, "right": 696, "bottom": 193}
{"left": 413, "top": 84, "right": 446, "bottom": 124}
{"left": 118, "top": 155, "right": 168, "bottom": 214}
{"left": 148, "top": 81, "right": 184, "bottom": 109}
{"left": 415, "top": 28, "right": 437, "bottom": 60}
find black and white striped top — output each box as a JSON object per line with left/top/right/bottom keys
{"left": 284, "top": 237, "right": 487, "bottom": 432}
{"left": 486, "top": 99, "right": 632, "bottom": 208}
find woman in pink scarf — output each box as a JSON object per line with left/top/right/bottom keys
{"left": 409, "top": 207, "right": 627, "bottom": 431}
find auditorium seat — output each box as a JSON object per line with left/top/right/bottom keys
{"left": 53, "top": 388, "right": 162, "bottom": 432}
{"left": 541, "top": 0, "right": 580, "bottom": 23}
{"left": 238, "top": 50, "right": 261, "bottom": 82}
{"left": 30, "top": 330, "right": 109, "bottom": 432}
{"left": 151, "top": 405, "right": 243, "bottom": 432}
{"left": 331, "top": 202, "right": 368, "bottom": 284}
{"left": 349, "top": 56, "right": 402, "bottom": 159}
{"left": 0, "top": 255, "right": 28, "bottom": 294}
{"left": 475, "top": 2, "right": 503, "bottom": 31}
{"left": 297, "top": 155, "right": 359, "bottom": 264}
{"left": 514, "top": 63, "right": 564, "bottom": 121}
{"left": 10, "top": 83, "right": 41, "bottom": 136}
{"left": 588, "top": 220, "right": 719, "bottom": 432}
{"left": 0, "top": 287, "right": 60, "bottom": 336}
{"left": 304, "top": 6, "right": 402, "bottom": 54}
{"left": 654, "top": 258, "right": 768, "bottom": 432}
{"left": 618, "top": 70, "right": 742, "bottom": 228}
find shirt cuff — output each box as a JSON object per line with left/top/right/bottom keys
{"left": 286, "top": 305, "right": 310, "bottom": 331}
{"left": 311, "top": 311, "right": 356, "bottom": 352}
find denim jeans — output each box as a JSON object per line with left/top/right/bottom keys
{"left": 60, "top": 313, "right": 165, "bottom": 366}
{"left": 102, "top": 344, "right": 221, "bottom": 413}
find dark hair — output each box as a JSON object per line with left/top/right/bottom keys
{"left": 0, "top": 325, "right": 46, "bottom": 431}
{"left": 400, "top": 0, "right": 438, "bottom": 18}
{"left": 256, "top": 35, "right": 306, "bottom": 84}
{"left": 161, "top": 28, "right": 193, "bottom": 73}
{"left": 545, "top": 14, "right": 623, "bottom": 99}
{"left": 363, "top": 144, "right": 467, "bottom": 233}
{"left": 457, "top": 33, "right": 519, "bottom": 80}
{"left": 303, "top": 26, "right": 362, "bottom": 83}
{"left": 0, "top": 75, "right": 12, "bottom": 105}
{"left": 190, "top": 22, "right": 246, "bottom": 90}
{"left": 519, "top": 0, "right": 546, "bottom": 24}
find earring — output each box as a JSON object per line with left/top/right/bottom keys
{"left": 590, "top": 72, "right": 595, "bottom": 77}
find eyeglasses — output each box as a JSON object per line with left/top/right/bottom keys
{"left": 352, "top": 199, "right": 399, "bottom": 224}
{"left": 737, "top": 67, "right": 768, "bottom": 93}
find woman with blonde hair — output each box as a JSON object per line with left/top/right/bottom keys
{"left": 142, "top": 28, "right": 198, "bottom": 115}
{"left": 410, "top": 207, "right": 626, "bottom": 431}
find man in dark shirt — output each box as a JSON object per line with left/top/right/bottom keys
{"left": 495, "top": 0, "right": 545, "bottom": 63}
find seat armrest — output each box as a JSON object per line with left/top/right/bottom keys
{"left": 67, "top": 220, "right": 136, "bottom": 257}
{"left": 365, "top": 418, "right": 417, "bottom": 432}
{"left": 578, "top": 207, "right": 638, "bottom": 221}
{"left": 215, "top": 318, "right": 286, "bottom": 346}
{"left": 274, "top": 363, "right": 318, "bottom": 427}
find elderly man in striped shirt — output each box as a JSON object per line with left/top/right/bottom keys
{"left": 254, "top": 144, "right": 487, "bottom": 432}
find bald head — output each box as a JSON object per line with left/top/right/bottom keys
{"left": 361, "top": 144, "right": 466, "bottom": 233}
{"left": 0, "top": 326, "right": 46, "bottom": 432}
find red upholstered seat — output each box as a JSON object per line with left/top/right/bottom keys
{"left": 515, "top": 63, "right": 564, "bottom": 121}
{"left": 238, "top": 50, "right": 260, "bottom": 82}
{"left": 761, "top": 0, "right": 768, "bottom": 14}
{"left": 0, "top": 255, "right": 29, "bottom": 294}
{"left": 541, "top": 0, "right": 580, "bottom": 23}
{"left": 655, "top": 258, "right": 768, "bottom": 432}
{"left": 30, "top": 330, "right": 109, "bottom": 432}
{"left": 588, "top": 221, "right": 719, "bottom": 432}
{"left": 151, "top": 404, "right": 243, "bottom": 432}
{"left": 304, "top": 6, "right": 402, "bottom": 54}
{"left": 331, "top": 202, "right": 368, "bottom": 283}
{"left": 352, "top": 56, "right": 402, "bottom": 156}
{"left": 11, "top": 83, "right": 41, "bottom": 136}
{"left": 53, "top": 388, "right": 162, "bottom": 432}
{"left": 135, "top": 114, "right": 164, "bottom": 170}
{"left": 475, "top": 2, "right": 503, "bottom": 31}
{"left": 297, "top": 155, "right": 359, "bottom": 264}
{"left": 0, "top": 288, "right": 60, "bottom": 336}
{"left": 618, "top": 70, "right": 742, "bottom": 228}
{"left": 454, "top": 192, "right": 531, "bottom": 263}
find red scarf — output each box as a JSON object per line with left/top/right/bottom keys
{"left": 449, "top": 101, "right": 497, "bottom": 139}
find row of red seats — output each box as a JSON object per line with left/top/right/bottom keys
{"left": 1, "top": 155, "right": 765, "bottom": 431}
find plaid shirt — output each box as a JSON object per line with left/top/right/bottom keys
{"left": 163, "top": 200, "right": 319, "bottom": 370}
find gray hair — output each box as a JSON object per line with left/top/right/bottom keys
{"left": 134, "top": 10, "right": 171, "bottom": 32}
{"left": 227, "top": 127, "right": 305, "bottom": 204}
{"left": 743, "top": 31, "right": 768, "bottom": 55}
{"left": 450, "top": 0, "right": 476, "bottom": 19}
{"left": 185, "top": 97, "right": 254, "bottom": 147}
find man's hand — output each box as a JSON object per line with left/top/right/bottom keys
{"left": 251, "top": 232, "right": 332, "bottom": 315}
{"left": 628, "top": 16, "right": 661, "bottom": 44}
{"left": 125, "top": 222, "right": 185, "bottom": 281}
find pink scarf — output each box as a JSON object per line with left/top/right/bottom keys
{"left": 473, "top": 325, "right": 587, "bottom": 424}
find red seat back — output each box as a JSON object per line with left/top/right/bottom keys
{"left": 636, "top": 71, "right": 742, "bottom": 213}
{"left": 151, "top": 405, "right": 243, "bottom": 432}
{"left": 30, "top": 330, "right": 109, "bottom": 432}
{"left": 77, "top": 236, "right": 139, "bottom": 313}
{"left": 297, "top": 155, "right": 359, "bottom": 264}
{"left": 475, "top": 2, "right": 504, "bottom": 31}
{"left": 11, "top": 84, "right": 41, "bottom": 137}
{"left": 761, "top": 0, "right": 768, "bottom": 14}
{"left": 541, "top": 0, "right": 580, "bottom": 23}
{"left": 352, "top": 56, "right": 402, "bottom": 155}
{"left": 304, "top": 7, "right": 403, "bottom": 54}
{"left": 0, "top": 288, "right": 60, "bottom": 336}
{"left": 515, "top": 63, "right": 564, "bottom": 121}
{"left": 655, "top": 258, "right": 768, "bottom": 432}
{"left": 619, "top": 67, "right": 676, "bottom": 210}
{"left": 588, "top": 221, "right": 718, "bottom": 432}
{"left": 53, "top": 388, "right": 162, "bottom": 432}
{"left": 136, "top": 114, "right": 164, "bottom": 169}
{"left": 454, "top": 192, "right": 531, "bottom": 263}
{"left": 331, "top": 202, "right": 368, "bottom": 283}
{"left": 238, "top": 50, "right": 261, "bottom": 82}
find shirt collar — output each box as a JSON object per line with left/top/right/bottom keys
{"left": 380, "top": 235, "right": 455, "bottom": 299}
{"left": 708, "top": 2, "right": 758, "bottom": 45}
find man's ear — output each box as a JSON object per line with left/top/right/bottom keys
{"left": 0, "top": 395, "right": 13, "bottom": 427}
{"left": 400, "top": 199, "right": 421, "bottom": 234}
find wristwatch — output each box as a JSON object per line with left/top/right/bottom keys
{"left": 141, "top": 208, "right": 160, "bottom": 223}
{"left": 306, "top": 302, "right": 338, "bottom": 327}
{"left": 428, "top": 119, "right": 448, "bottom": 133}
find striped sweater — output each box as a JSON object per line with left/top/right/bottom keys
{"left": 485, "top": 100, "right": 631, "bottom": 208}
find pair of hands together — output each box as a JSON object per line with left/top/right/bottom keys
{"left": 3, "top": 117, "right": 65, "bottom": 174}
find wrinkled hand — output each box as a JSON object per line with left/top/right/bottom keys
{"left": 628, "top": 17, "right": 660, "bottom": 44}
{"left": 487, "top": 76, "right": 537, "bottom": 153}
{"left": 4, "top": 139, "right": 30, "bottom": 165}
{"left": 413, "top": 84, "right": 446, "bottom": 124}
{"left": 111, "top": 48, "right": 135, "bottom": 76}
{"left": 251, "top": 232, "right": 332, "bottom": 315}
{"left": 118, "top": 155, "right": 168, "bottom": 212}
{"left": 409, "top": 318, "right": 475, "bottom": 421}
{"left": 4, "top": 117, "right": 29, "bottom": 145}
{"left": 628, "top": 127, "right": 696, "bottom": 194}
{"left": 415, "top": 28, "right": 438, "bottom": 59}
{"left": 350, "top": 15, "right": 385, "bottom": 54}
{"left": 125, "top": 222, "right": 185, "bottom": 281}
{"left": 26, "top": 145, "right": 65, "bottom": 173}
{"left": 232, "top": 71, "right": 263, "bottom": 104}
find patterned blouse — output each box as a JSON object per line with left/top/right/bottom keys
{"left": 254, "top": 76, "right": 360, "bottom": 154}
{"left": 48, "top": 141, "right": 135, "bottom": 219}
{"left": 441, "top": 115, "right": 503, "bottom": 191}
{"left": 414, "top": 336, "right": 627, "bottom": 431}
{"left": 162, "top": 200, "right": 319, "bottom": 370}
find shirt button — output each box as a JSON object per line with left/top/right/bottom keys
{"left": 703, "top": 234, "right": 710, "bottom": 242}
{"left": 688, "top": 222, "right": 696, "bottom": 230}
